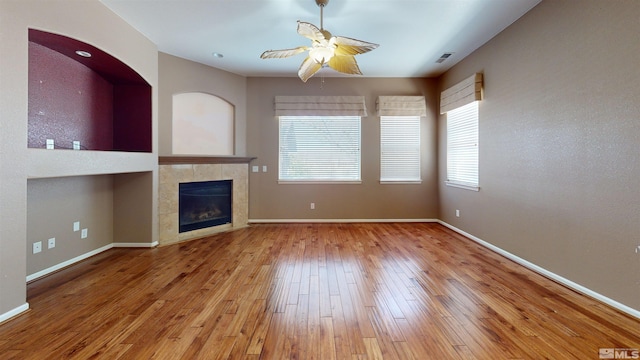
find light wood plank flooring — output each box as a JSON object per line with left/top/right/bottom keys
{"left": 1, "top": 223, "right": 638, "bottom": 359}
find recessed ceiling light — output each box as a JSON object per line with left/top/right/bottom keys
{"left": 212, "top": 52, "right": 224, "bottom": 58}
{"left": 75, "top": 50, "right": 92, "bottom": 58}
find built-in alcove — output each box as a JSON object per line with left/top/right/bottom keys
{"left": 28, "top": 29, "right": 152, "bottom": 152}
{"left": 172, "top": 92, "right": 234, "bottom": 155}
{"left": 24, "top": 29, "right": 157, "bottom": 281}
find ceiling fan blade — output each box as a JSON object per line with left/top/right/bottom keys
{"left": 260, "top": 46, "right": 308, "bottom": 59}
{"left": 327, "top": 55, "right": 362, "bottom": 75}
{"left": 298, "top": 56, "right": 323, "bottom": 82}
{"left": 297, "top": 21, "right": 325, "bottom": 41}
{"left": 333, "top": 36, "right": 379, "bottom": 56}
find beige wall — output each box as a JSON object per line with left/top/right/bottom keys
{"left": 0, "top": 0, "right": 158, "bottom": 320}
{"left": 438, "top": 0, "right": 640, "bottom": 310}
{"left": 158, "top": 52, "right": 247, "bottom": 156}
{"left": 246, "top": 77, "right": 439, "bottom": 220}
{"left": 27, "top": 176, "right": 114, "bottom": 275}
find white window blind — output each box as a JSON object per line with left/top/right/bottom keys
{"left": 279, "top": 116, "right": 361, "bottom": 182}
{"left": 380, "top": 116, "right": 421, "bottom": 183}
{"left": 446, "top": 101, "right": 479, "bottom": 190}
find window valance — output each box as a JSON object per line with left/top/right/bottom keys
{"left": 274, "top": 96, "right": 367, "bottom": 116}
{"left": 376, "top": 96, "right": 427, "bottom": 117}
{"left": 440, "top": 73, "right": 483, "bottom": 114}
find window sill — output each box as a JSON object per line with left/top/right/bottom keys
{"left": 380, "top": 180, "right": 422, "bottom": 185}
{"left": 278, "top": 180, "right": 362, "bottom": 185}
{"left": 445, "top": 181, "right": 479, "bottom": 191}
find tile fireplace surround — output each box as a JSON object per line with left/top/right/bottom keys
{"left": 158, "top": 157, "right": 253, "bottom": 246}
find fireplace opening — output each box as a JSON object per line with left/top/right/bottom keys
{"left": 179, "top": 180, "right": 232, "bottom": 233}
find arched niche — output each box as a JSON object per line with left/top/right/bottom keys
{"left": 28, "top": 29, "right": 152, "bottom": 152}
{"left": 172, "top": 92, "right": 235, "bottom": 155}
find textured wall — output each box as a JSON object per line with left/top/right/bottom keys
{"left": 27, "top": 176, "right": 114, "bottom": 275}
{"left": 28, "top": 41, "right": 114, "bottom": 150}
{"left": 246, "top": 77, "right": 439, "bottom": 221}
{"left": 438, "top": 0, "right": 640, "bottom": 310}
{"left": 158, "top": 53, "right": 247, "bottom": 156}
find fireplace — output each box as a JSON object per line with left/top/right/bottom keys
{"left": 179, "top": 180, "right": 232, "bottom": 233}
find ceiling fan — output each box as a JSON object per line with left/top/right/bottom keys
{"left": 260, "top": 0, "right": 379, "bottom": 82}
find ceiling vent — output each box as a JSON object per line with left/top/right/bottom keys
{"left": 436, "top": 53, "right": 453, "bottom": 63}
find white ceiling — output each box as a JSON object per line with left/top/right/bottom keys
{"left": 99, "top": 0, "right": 541, "bottom": 79}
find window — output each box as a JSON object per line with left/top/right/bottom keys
{"left": 380, "top": 116, "right": 421, "bottom": 183}
{"left": 279, "top": 116, "right": 361, "bottom": 182}
{"left": 446, "top": 101, "right": 479, "bottom": 190}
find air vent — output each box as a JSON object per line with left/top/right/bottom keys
{"left": 436, "top": 52, "right": 453, "bottom": 63}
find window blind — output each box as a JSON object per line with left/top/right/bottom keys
{"left": 446, "top": 101, "right": 479, "bottom": 189}
{"left": 440, "top": 73, "right": 483, "bottom": 114}
{"left": 279, "top": 116, "right": 361, "bottom": 182}
{"left": 380, "top": 116, "right": 421, "bottom": 182}
{"left": 376, "top": 96, "right": 426, "bottom": 117}
{"left": 274, "top": 96, "right": 367, "bottom": 116}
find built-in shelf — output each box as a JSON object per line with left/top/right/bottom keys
{"left": 159, "top": 156, "right": 256, "bottom": 165}
{"left": 28, "top": 29, "right": 152, "bottom": 153}
{"left": 27, "top": 149, "right": 156, "bottom": 179}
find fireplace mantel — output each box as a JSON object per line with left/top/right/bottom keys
{"left": 159, "top": 156, "right": 255, "bottom": 165}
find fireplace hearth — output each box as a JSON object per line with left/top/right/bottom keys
{"left": 179, "top": 180, "right": 232, "bottom": 233}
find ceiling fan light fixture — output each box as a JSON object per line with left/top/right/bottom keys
{"left": 309, "top": 44, "right": 335, "bottom": 64}
{"left": 260, "top": 0, "right": 378, "bottom": 82}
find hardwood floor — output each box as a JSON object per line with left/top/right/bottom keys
{"left": 1, "top": 223, "right": 638, "bottom": 359}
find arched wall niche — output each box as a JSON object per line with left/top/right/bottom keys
{"left": 28, "top": 28, "right": 152, "bottom": 152}
{"left": 172, "top": 92, "right": 235, "bottom": 156}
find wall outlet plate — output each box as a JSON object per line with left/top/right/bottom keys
{"left": 252, "top": 166, "right": 259, "bottom": 173}
{"left": 81, "top": 228, "right": 88, "bottom": 239}
{"left": 73, "top": 141, "right": 80, "bottom": 150}
{"left": 48, "top": 237, "right": 55, "bottom": 249}
{"left": 46, "top": 139, "right": 54, "bottom": 150}
{"left": 33, "top": 241, "right": 42, "bottom": 254}
{"left": 73, "top": 221, "right": 80, "bottom": 232}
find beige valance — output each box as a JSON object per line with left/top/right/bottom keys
{"left": 376, "top": 96, "right": 427, "bottom": 116}
{"left": 274, "top": 96, "right": 367, "bottom": 116}
{"left": 440, "top": 73, "right": 483, "bottom": 114}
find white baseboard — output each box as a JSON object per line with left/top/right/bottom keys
{"left": 20, "top": 221, "right": 638, "bottom": 320}
{"left": 249, "top": 218, "right": 439, "bottom": 224}
{"left": 0, "top": 303, "right": 29, "bottom": 324}
{"left": 26, "top": 243, "right": 114, "bottom": 283}
{"left": 113, "top": 241, "right": 159, "bottom": 248}
{"left": 25, "top": 241, "right": 159, "bottom": 283}
{"left": 438, "top": 220, "right": 640, "bottom": 320}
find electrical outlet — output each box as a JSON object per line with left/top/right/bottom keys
{"left": 73, "top": 221, "right": 80, "bottom": 232}
{"left": 46, "top": 139, "right": 54, "bottom": 150}
{"left": 33, "top": 241, "right": 42, "bottom": 254}
{"left": 48, "top": 237, "right": 56, "bottom": 249}
{"left": 81, "top": 228, "right": 88, "bottom": 239}
{"left": 262, "top": 165, "right": 268, "bottom": 172}
{"left": 73, "top": 141, "right": 80, "bottom": 150}
{"left": 310, "top": 202, "right": 315, "bottom": 210}
{"left": 252, "top": 165, "right": 259, "bottom": 173}
{"left": 636, "top": 245, "right": 640, "bottom": 254}
{"left": 455, "top": 209, "right": 460, "bottom": 217}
